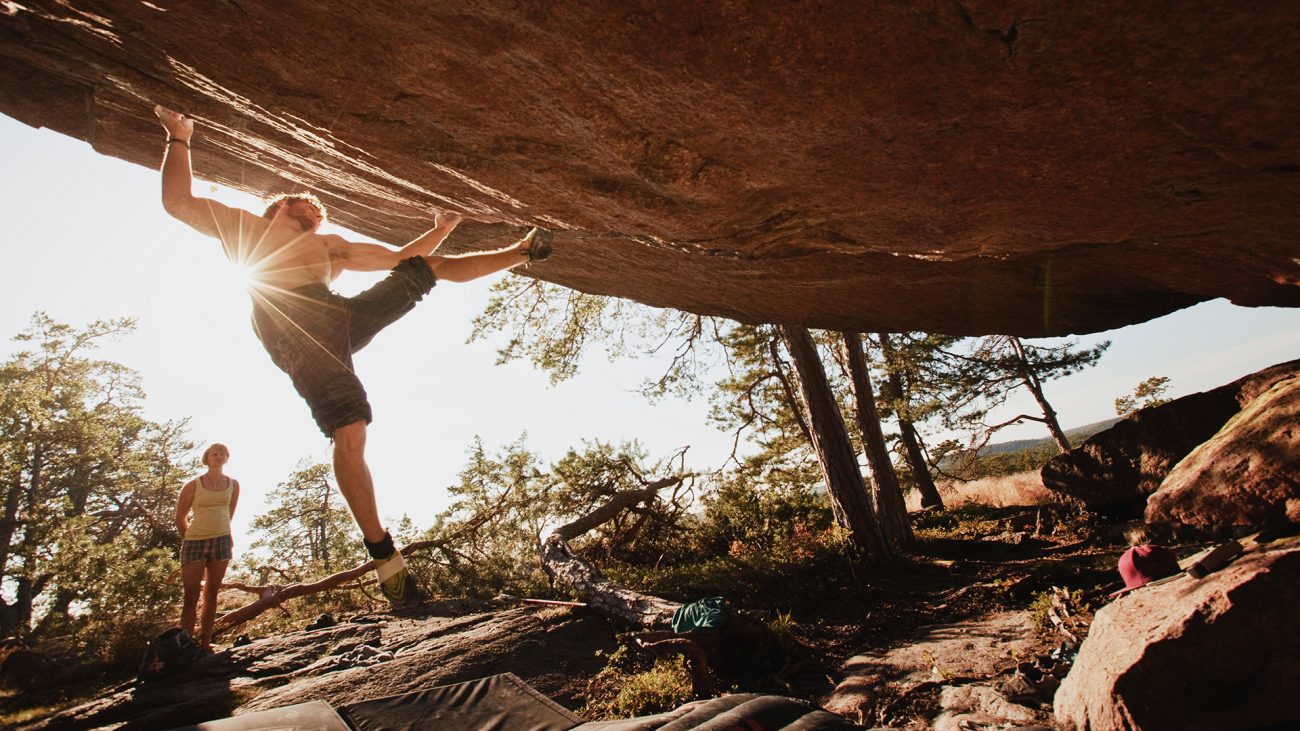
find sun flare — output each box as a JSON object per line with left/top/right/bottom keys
{"left": 216, "top": 257, "right": 258, "bottom": 292}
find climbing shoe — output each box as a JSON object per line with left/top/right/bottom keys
{"left": 365, "top": 533, "right": 423, "bottom": 609}
{"left": 521, "top": 227, "right": 553, "bottom": 262}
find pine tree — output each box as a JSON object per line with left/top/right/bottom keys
{"left": 0, "top": 313, "right": 192, "bottom": 642}
{"left": 249, "top": 462, "right": 364, "bottom": 577}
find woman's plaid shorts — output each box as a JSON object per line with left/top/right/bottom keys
{"left": 180, "top": 534, "right": 233, "bottom": 564}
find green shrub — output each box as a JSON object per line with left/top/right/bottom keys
{"left": 1028, "top": 588, "right": 1090, "bottom": 633}
{"left": 605, "top": 523, "right": 857, "bottom": 607}
{"left": 692, "top": 479, "right": 834, "bottom": 557}
{"left": 613, "top": 656, "right": 694, "bottom": 717}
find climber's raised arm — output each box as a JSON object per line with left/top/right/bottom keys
{"left": 154, "top": 104, "right": 266, "bottom": 244}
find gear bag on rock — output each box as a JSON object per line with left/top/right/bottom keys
{"left": 139, "top": 628, "right": 202, "bottom": 681}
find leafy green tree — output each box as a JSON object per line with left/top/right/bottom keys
{"left": 471, "top": 280, "right": 721, "bottom": 391}
{"left": 248, "top": 462, "right": 363, "bottom": 577}
{"left": 1115, "top": 376, "right": 1173, "bottom": 416}
{"left": 42, "top": 516, "right": 179, "bottom": 657}
{"left": 873, "top": 332, "right": 957, "bottom": 508}
{"left": 474, "top": 280, "right": 899, "bottom": 556}
{"left": 549, "top": 439, "right": 698, "bottom": 565}
{"left": 0, "top": 313, "right": 193, "bottom": 646}
{"left": 415, "top": 437, "right": 699, "bottom": 599}
{"left": 418, "top": 436, "right": 555, "bottom": 598}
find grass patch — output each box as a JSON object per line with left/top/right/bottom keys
{"left": 614, "top": 656, "right": 694, "bottom": 717}
{"left": 583, "top": 642, "right": 693, "bottom": 719}
{"left": 913, "top": 504, "right": 1025, "bottom": 540}
{"left": 908, "top": 470, "right": 1055, "bottom": 512}
{"left": 605, "top": 527, "right": 861, "bottom": 608}
{"left": 0, "top": 677, "right": 121, "bottom": 728}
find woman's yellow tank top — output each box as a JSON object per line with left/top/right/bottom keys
{"left": 185, "top": 477, "right": 233, "bottom": 541}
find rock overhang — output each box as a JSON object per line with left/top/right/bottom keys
{"left": 2, "top": 1, "right": 1297, "bottom": 336}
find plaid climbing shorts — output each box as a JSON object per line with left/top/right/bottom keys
{"left": 181, "top": 534, "right": 233, "bottom": 564}
{"left": 249, "top": 257, "right": 437, "bottom": 438}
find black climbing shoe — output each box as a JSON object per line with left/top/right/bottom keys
{"left": 521, "top": 227, "right": 553, "bottom": 262}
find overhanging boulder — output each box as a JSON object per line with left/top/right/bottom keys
{"left": 1054, "top": 538, "right": 1300, "bottom": 730}
{"left": 3, "top": 2, "right": 1299, "bottom": 336}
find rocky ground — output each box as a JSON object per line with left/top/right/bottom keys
{"left": 4, "top": 506, "right": 1147, "bottom": 730}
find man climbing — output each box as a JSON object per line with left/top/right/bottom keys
{"left": 153, "top": 104, "right": 552, "bottom": 607}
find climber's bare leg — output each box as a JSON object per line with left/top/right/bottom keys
{"left": 424, "top": 241, "right": 528, "bottom": 282}
{"left": 332, "top": 420, "right": 386, "bottom": 543}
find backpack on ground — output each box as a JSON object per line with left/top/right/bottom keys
{"left": 138, "top": 628, "right": 202, "bottom": 682}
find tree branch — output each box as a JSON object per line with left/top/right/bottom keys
{"left": 215, "top": 542, "right": 431, "bottom": 634}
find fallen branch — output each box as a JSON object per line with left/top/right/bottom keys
{"left": 214, "top": 541, "right": 436, "bottom": 635}
{"left": 635, "top": 633, "right": 714, "bottom": 696}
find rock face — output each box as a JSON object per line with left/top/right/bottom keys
{"left": 18, "top": 604, "right": 616, "bottom": 730}
{"left": 1054, "top": 538, "right": 1300, "bottom": 731}
{"left": 2, "top": 2, "right": 1298, "bottom": 336}
{"left": 823, "top": 611, "right": 1044, "bottom": 724}
{"left": 1146, "top": 372, "right": 1300, "bottom": 530}
{"left": 1040, "top": 361, "right": 1300, "bottom": 517}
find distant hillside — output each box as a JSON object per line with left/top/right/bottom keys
{"left": 978, "top": 417, "right": 1123, "bottom": 456}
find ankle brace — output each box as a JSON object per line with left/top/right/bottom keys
{"left": 364, "top": 532, "right": 396, "bottom": 560}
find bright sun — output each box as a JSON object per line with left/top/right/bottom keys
{"left": 218, "top": 259, "right": 258, "bottom": 291}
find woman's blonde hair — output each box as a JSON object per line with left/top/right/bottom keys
{"left": 201, "top": 443, "right": 229, "bottom": 466}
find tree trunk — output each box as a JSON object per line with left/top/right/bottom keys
{"left": 0, "top": 441, "right": 44, "bottom": 636}
{"left": 769, "top": 337, "right": 811, "bottom": 443}
{"left": 216, "top": 537, "right": 466, "bottom": 635}
{"left": 540, "top": 535, "right": 680, "bottom": 628}
{"left": 1009, "top": 337, "right": 1072, "bottom": 453}
{"left": 0, "top": 576, "right": 41, "bottom": 637}
{"left": 778, "top": 325, "right": 889, "bottom": 559}
{"left": 840, "top": 333, "right": 914, "bottom": 549}
{"left": 321, "top": 482, "right": 331, "bottom": 573}
{"left": 0, "top": 477, "right": 24, "bottom": 596}
{"left": 31, "top": 588, "right": 76, "bottom": 639}
{"left": 898, "top": 419, "right": 943, "bottom": 509}
{"left": 876, "top": 333, "right": 945, "bottom": 509}
{"left": 218, "top": 563, "right": 377, "bottom": 634}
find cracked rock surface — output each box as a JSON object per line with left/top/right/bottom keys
{"left": 17, "top": 605, "right": 615, "bottom": 730}
{"left": 2, "top": 1, "right": 1298, "bottom": 335}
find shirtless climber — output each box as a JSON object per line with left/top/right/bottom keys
{"left": 154, "top": 104, "right": 552, "bottom": 607}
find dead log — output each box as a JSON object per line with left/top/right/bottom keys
{"left": 539, "top": 476, "right": 684, "bottom": 629}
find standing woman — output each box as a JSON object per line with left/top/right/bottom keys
{"left": 176, "top": 443, "right": 240, "bottom": 652}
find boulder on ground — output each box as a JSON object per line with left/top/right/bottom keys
{"left": 1146, "top": 374, "right": 1300, "bottom": 531}
{"left": 1040, "top": 360, "right": 1300, "bottom": 517}
{"left": 1054, "top": 538, "right": 1300, "bottom": 730}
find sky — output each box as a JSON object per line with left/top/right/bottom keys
{"left": 3, "top": 112, "right": 1298, "bottom": 544}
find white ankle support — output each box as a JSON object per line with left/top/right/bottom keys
{"left": 375, "top": 551, "right": 406, "bottom": 583}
